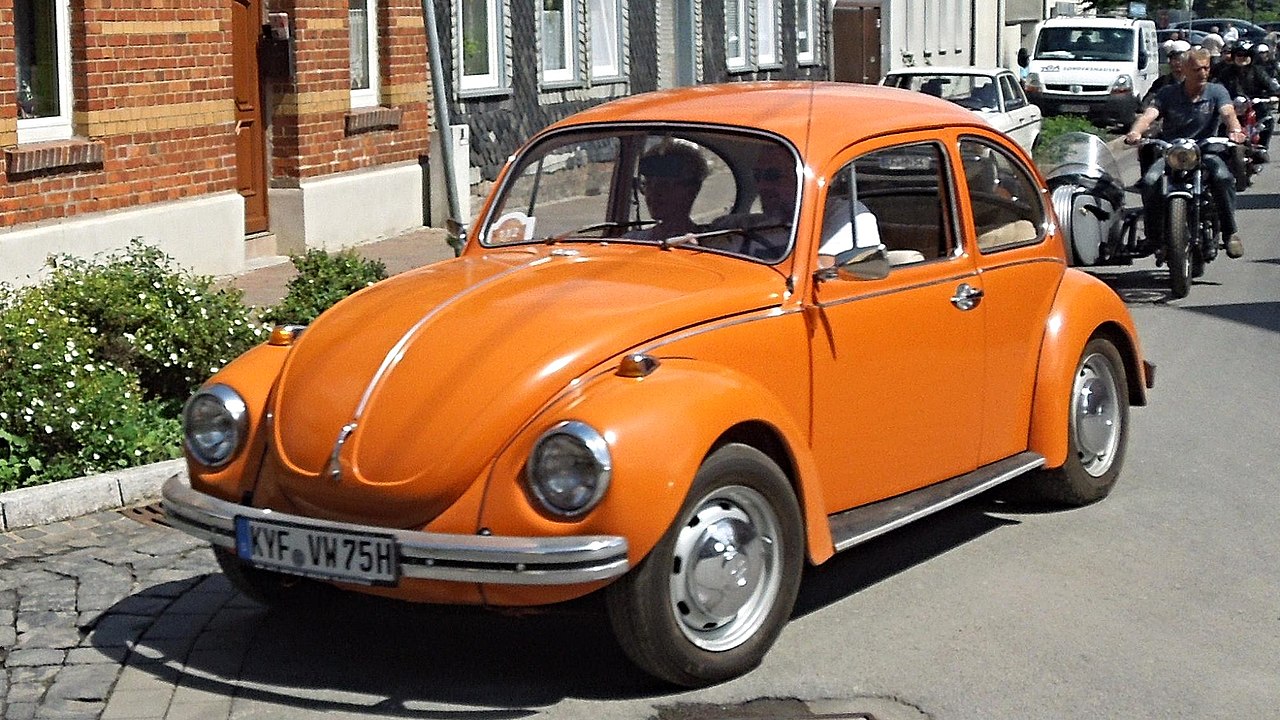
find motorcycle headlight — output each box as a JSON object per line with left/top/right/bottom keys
{"left": 1165, "top": 140, "right": 1200, "bottom": 172}
{"left": 1110, "top": 74, "right": 1134, "bottom": 94}
{"left": 183, "top": 384, "right": 249, "bottom": 468}
{"left": 526, "top": 421, "right": 612, "bottom": 518}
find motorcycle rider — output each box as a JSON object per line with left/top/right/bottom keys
{"left": 1124, "top": 47, "right": 1246, "bottom": 259}
{"left": 1215, "top": 44, "right": 1279, "bottom": 156}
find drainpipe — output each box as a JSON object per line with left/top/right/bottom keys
{"left": 421, "top": 0, "right": 464, "bottom": 254}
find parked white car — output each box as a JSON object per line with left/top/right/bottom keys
{"left": 882, "top": 67, "right": 1042, "bottom": 152}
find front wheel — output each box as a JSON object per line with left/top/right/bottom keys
{"left": 1019, "top": 338, "right": 1130, "bottom": 506}
{"left": 606, "top": 444, "right": 803, "bottom": 687}
{"left": 1166, "top": 196, "right": 1192, "bottom": 299}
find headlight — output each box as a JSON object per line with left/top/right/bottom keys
{"left": 1165, "top": 139, "right": 1200, "bottom": 172}
{"left": 183, "top": 384, "right": 249, "bottom": 467}
{"left": 1110, "top": 74, "right": 1134, "bottom": 94}
{"left": 526, "top": 421, "right": 612, "bottom": 517}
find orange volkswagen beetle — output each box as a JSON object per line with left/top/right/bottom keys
{"left": 164, "top": 82, "right": 1153, "bottom": 687}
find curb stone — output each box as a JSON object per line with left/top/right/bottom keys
{"left": 0, "top": 459, "right": 183, "bottom": 532}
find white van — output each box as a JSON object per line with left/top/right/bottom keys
{"left": 1022, "top": 16, "right": 1159, "bottom": 124}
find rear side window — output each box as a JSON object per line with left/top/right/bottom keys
{"left": 959, "top": 138, "right": 1046, "bottom": 253}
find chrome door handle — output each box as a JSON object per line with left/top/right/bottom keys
{"left": 951, "top": 283, "right": 984, "bottom": 310}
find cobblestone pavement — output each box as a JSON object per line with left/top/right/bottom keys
{"left": 0, "top": 507, "right": 680, "bottom": 720}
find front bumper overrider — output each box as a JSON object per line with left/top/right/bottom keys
{"left": 161, "top": 475, "right": 630, "bottom": 585}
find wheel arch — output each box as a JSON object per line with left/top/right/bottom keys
{"left": 1029, "top": 270, "right": 1150, "bottom": 468}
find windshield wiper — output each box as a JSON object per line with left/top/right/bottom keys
{"left": 543, "top": 220, "right": 652, "bottom": 244}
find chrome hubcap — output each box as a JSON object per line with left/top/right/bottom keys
{"left": 669, "top": 485, "right": 782, "bottom": 651}
{"left": 1073, "top": 352, "right": 1122, "bottom": 477}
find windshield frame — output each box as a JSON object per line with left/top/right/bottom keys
{"left": 474, "top": 121, "right": 805, "bottom": 266}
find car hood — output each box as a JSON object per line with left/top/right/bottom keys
{"left": 265, "top": 245, "right": 784, "bottom": 526}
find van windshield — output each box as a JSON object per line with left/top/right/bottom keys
{"left": 1035, "top": 28, "right": 1134, "bottom": 62}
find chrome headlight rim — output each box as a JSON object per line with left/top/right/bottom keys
{"left": 1165, "top": 139, "right": 1200, "bottom": 172}
{"left": 525, "top": 420, "right": 612, "bottom": 519}
{"left": 183, "top": 384, "right": 249, "bottom": 468}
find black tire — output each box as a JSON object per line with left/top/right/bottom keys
{"left": 1166, "top": 196, "right": 1192, "bottom": 299}
{"left": 1020, "top": 338, "right": 1130, "bottom": 507}
{"left": 605, "top": 444, "right": 803, "bottom": 687}
{"left": 213, "top": 547, "right": 317, "bottom": 608}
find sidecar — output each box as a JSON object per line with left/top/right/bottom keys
{"left": 1041, "top": 131, "right": 1130, "bottom": 266}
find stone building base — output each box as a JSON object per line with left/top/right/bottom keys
{"left": 268, "top": 161, "right": 425, "bottom": 256}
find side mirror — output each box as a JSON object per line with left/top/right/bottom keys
{"left": 446, "top": 217, "right": 467, "bottom": 257}
{"left": 1017, "top": 48, "right": 1030, "bottom": 68}
{"left": 815, "top": 244, "right": 891, "bottom": 283}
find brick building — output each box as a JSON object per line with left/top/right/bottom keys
{"left": 1, "top": 0, "right": 432, "bottom": 287}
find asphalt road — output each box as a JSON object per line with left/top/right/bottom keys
{"left": 2, "top": 146, "right": 1278, "bottom": 720}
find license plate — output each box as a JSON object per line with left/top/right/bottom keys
{"left": 235, "top": 516, "right": 399, "bottom": 585}
{"left": 1060, "top": 103, "right": 1089, "bottom": 113}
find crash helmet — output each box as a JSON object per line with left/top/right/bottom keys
{"left": 1253, "top": 43, "right": 1272, "bottom": 62}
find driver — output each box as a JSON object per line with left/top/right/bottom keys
{"left": 1124, "top": 47, "right": 1246, "bottom": 260}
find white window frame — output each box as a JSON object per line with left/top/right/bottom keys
{"left": 755, "top": 0, "right": 779, "bottom": 67}
{"left": 349, "top": 0, "right": 380, "bottom": 108}
{"left": 725, "top": 0, "right": 749, "bottom": 70}
{"left": 796, "top": 0, "right": 816, "bottom": 65}
{"left": 16, "top": 0, "right": 74, "bottom": 144}
{"left": 458, "top": 0, "right": 504, "bottom": 91}
{"left": 589, "top": 0, "right": 624, "bottom": 80}
{"left": 541, "top": 0, "right": 577, "bottom": 84}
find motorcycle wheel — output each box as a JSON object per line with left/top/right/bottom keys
{"left": 1230, "top": 147, "right": 1251, "bottom": 192}
{"left": 1166, "top": 196, "right": 1193, "bottom": 299}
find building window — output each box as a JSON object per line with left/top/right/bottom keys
{"left": 14, "top": 0, "right": 73, "bottom": 143}
{"left": 797, "top": 0, "right": 816, "bottom": 64}
{"left": 756, "top": 0, "right": 778, "bottom": 67}
{"left": 541, "top": 0, "right": 577, "bottom": 84}
{"left": 725, "top": 0, "right": 748, "bottom": 69}
{"left": 590, "top": 0, "right": 623, "bottom": 79}
{"left": 349, "top": 0, "right": 380, "bottom": 107}
{"left": 459, "top": 0, "right": 503, "bottom": 91}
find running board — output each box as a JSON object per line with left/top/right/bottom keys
{"left": 829, "top": 451, "right": 1046, "bottom": 552}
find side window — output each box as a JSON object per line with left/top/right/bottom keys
{"left": 959, "top": 138, "right": 1046, "bottom": 252}
{"left": 1000, "top": 75, "right": 1025, "bottom": 110}
{"left": 824, "top": 143, "right": 955, "bottom": 266}
{"left": 349, "top": 0, "right": 380, "bottom": 108}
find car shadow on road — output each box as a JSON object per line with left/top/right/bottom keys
{"left": 88, "top": 572, "right": 665, "bottom": 716}
{"left": 792, "top": 497, "right": 1019, "bottom": 619}
{"left": 88, "top": 497, "right": 1030, "bottom": 714}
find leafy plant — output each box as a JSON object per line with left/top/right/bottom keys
{"left": 1034, "top": 115, "right": 1111, "bottom": 166}
{"left": 261, "top": 248, "right": 387, "bottom": 326}
{"left": 0, "top": 240, "right": 265, "bottom": 490}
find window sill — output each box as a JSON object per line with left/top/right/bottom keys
{"left": 344, "top": 106, "right": 403, "bottom": 136}
{"left": 5, "top": 138, "right": 105, "bottom": 178}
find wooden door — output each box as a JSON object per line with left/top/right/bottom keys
{"left": 832, "top": 1, "right": 883, "bottom": 85}
{"left": 232, "top": 0, "right": 269, "bottom": 234}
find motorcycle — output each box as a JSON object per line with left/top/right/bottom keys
{"left": 1040, "top": 131, "right": 1228, "bottom": 299}
{"left": 1227, "top": 95, "right": 1277, "bottom": 191}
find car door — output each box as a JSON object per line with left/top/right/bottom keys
{"left": 998, "top": 72, "right": 1042, "bottom": 151}
{"left": 957, "top": 134, "right": 1062, "bottom": 465}
{"left": 808, "top": 135, "right": 985, "bottom": 513}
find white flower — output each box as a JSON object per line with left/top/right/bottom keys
{"left": 66, "top": 380, "right": 75, "bottom": 389}
{"left": 32, "top": 364, "right": 42, "bottom": 370}
{"left": 44, "top": 425, "right": 53, "bottom": 434}
{"left": 134, "top": 449, "right": 142, "bottom": 456}
{"left": 70, "top": 421, "right": 82, "bottom": 431}
{"left": 144, "top": 343, "right": 154, "bottom": 352}
{"left": 83, "top": 363, "right": 95, "bottom": 372}
{"left": 31, "top": 341, "right": 42, "bottom": 350}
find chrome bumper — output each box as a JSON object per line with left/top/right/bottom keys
{"left": 161, "top": 475, "right": 630, "bottom": 585}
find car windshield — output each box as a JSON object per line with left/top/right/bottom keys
{"left": 479, "top": 127, "right": 802, "bottom": 263}
{"left": 1035, "top": 28, "right": 1134, "bottom": 62}
{"left": 885, "top": 73, "right": 1000, "bottom": 111}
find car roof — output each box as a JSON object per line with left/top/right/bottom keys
{"left": 545, "top": 82, "right": 988, "bottom": 156}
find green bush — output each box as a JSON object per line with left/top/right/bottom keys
{"left": 0, "top": 240, "right": 266, "bottom": 490}
{"left": 261, "top": 248, "right": 387, "bottom": 325}
{"left": 1034, "top": 114, "right": 1110, "bottom": 162}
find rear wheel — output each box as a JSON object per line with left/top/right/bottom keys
{"left": 1166, "top": 196, "right": 1192, "bottom": 299}
{"left": 1020, "top": 338, "right": 1130, "bottom": 506}
{"left": 606, "top": 444, "right": 803, "bottom": 687}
